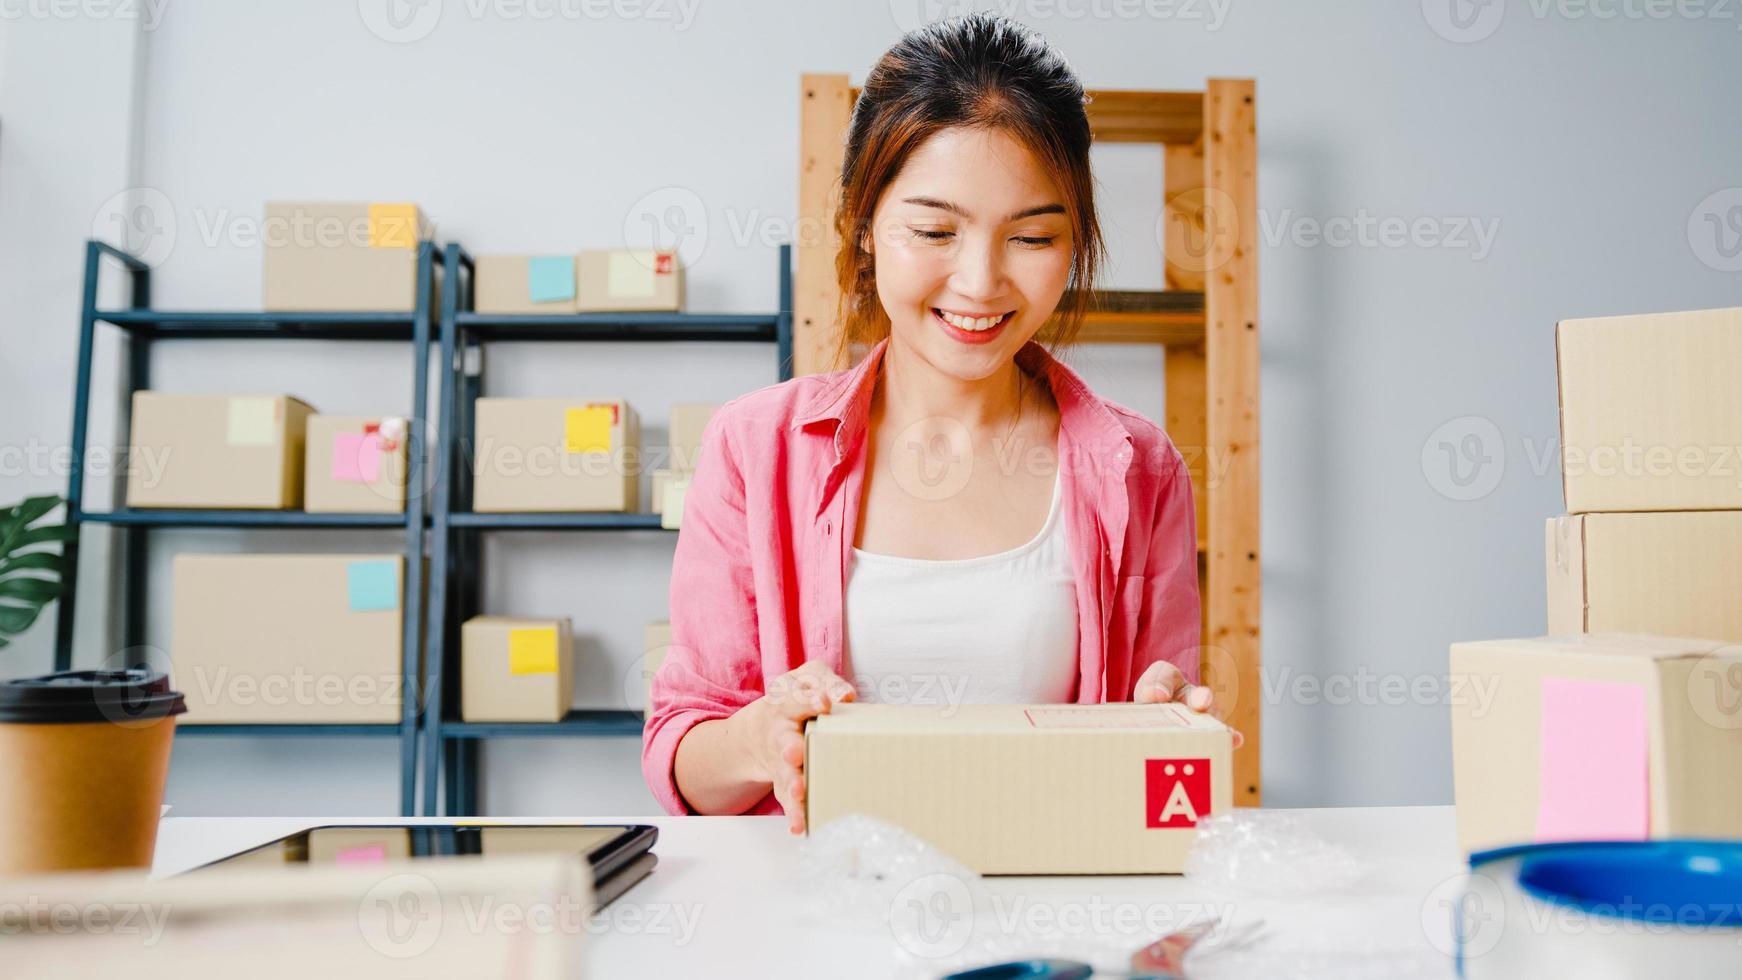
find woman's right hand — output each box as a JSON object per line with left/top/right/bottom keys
{"left": 733, "top": 662, "right": 856, "bottom": 835}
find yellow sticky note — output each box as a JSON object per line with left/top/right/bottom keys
{"left": 226, "top": 397, "right": 277, "bottom": 445}
{"left": 368, "top": 203, "right": 419, "bottom": 249}
{"left": 660, "top": 476, "right": 690, "bottom": 530}
{"left": 564, "top": 405, "right": 613, "bottom": 454}
{"left": 508, "top": 627, "right": 559, "bottom": 675}
{"left": 608, "top": 251, "right": 657, "bottom": 299}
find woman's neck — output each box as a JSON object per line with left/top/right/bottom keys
{"left": 875, "top": 334, "right": 1030, "bottom": 434}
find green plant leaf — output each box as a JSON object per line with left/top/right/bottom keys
{"left": 0, "top": 495, "right": 67, "bottom": 646}
{"left": 0, "top": 602, "right": 44, "bottom": 636}
{"left": 0, "top": 578, "right": 60, "bottom": 602}
{"left": 0, "top": 552, "right": 63, "bottom": 576}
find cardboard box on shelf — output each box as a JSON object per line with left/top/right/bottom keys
{"left": 126, "top": 393, "right": 313, "bottom": 509}
{"left": 804, "top": 702, "right": 1234, "bottom": 874}
{"left": 666, "top": 403, "right": 716, "bottom": 471}
{"left": 659, "top": 474, "right": 691, "bottom": 530}
{"left": 262, "top": 202, "right": 434, "bottom": 312}
{"left": 459, "top": 616, "right": 574, "bottom": 723}
{"left": 170, "top": 554, "right": 406, "bottom": 724}
{"left": 303, "top": 415, "right": 409, "bottom": 514}
{"left": 1449, "top": 634, "right": 1742, "bottom": 855}
{"left": 575, "top": 249, "right": 684, "bottom": 313}
{"left": 641, "top": 621, "right": 670, "bottom": 717}
{"left": 1557, "top": 306, "right": 1742, "bottom": 513}
{"left": 472, "top": 398, "right": 639, "bottom": 513}
{"left": 1547, "top": 513, "right": 1742, "bottom": 642}
{"left": 474, "top": 255, "right": 581, "bottom": 314}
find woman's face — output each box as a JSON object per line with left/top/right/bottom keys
{"left": 865, "top": 126, "right": 1074, "bottom": 383}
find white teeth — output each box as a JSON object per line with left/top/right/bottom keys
{"left": 937, "top": 310, "right": 1008, "bottom": 332}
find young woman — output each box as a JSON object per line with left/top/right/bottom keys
{"left": 643, "top": 12, "right": 1225, "bottom": 834}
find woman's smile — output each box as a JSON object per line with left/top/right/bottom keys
{"left": 931, "top": 307, "right": 1015, "bottom": 345}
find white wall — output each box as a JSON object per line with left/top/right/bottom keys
{"left": 2, "top": 1, "right": 1739, "bottom": 813}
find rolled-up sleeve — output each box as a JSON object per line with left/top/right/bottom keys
{"left": 641, "top": 409, "right": 768, "bottom": 815}
{"left": 1128, "top": 448, "right": 1202, "bottom": 697}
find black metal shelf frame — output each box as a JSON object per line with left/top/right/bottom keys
{"left": 54, "top": 239, "right": 442, "bottom": 816}
{"left": 421, "top": 242, "right": 793, "bottom": 815}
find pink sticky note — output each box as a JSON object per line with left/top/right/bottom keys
{"left": 1535, "top": 676, "right": 1649, "bottom": 842}
{"left": 335, "top": 842, "right": 388, "bottom": 865}
{"left": 331, "top": 432, "right": 382, "bottom": 483}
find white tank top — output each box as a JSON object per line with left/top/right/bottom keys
{"left": 842, "top": 469, "right": 1079, "bottom": 706}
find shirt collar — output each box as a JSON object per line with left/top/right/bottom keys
{"left": 790, "top": 335, "right": 1133, "bottom": 465}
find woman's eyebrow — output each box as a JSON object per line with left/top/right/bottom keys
{"left": 901, "top": 196, "right": 1066, "bottom": 222}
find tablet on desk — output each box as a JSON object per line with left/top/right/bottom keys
{"left": 182, "top": 823, "right": 659, "bottom": 907}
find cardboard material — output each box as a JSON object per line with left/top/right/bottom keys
{"left": 304, "top": 415, "right": 408, "bottom": 513}
{"left": 474, "top": 255, "right": 581, "bottom": 314}
{"left": 126, "top": 393, "right": 313, "bottom": 509}
{"left": 1449, "top": 634, "right": 1742, "bottom": 854}
{"left": 576, "top": 248, "right": 684, "bottom": 312}
{"left": 473, "top": 398, "right": 639, "bottom": 513}
{"left": 1, "top": 855, "right": 591, "bottom": 979}
{"left": 171, "top": 555, "right": 406, "bottom": 724}
{"left": 0, "top": 716, "right": 175, "bottom": 875}
{"left": 262, "top": 202, "right": 434, "bottom": 312}
{"left": 460, "top": 616, "right": 574, "bottom": 723}
{"left": 1545, "top": 513, "right": 1742, "bottom": 641}
{"left": 666, "top": 403, "right": 716, "bottom": 471}
{"left": 659, "top": 474, "right": 690, "bottom": 530}
{"left": 1557, "top": 306, "right": 1742, "bottom": 513}
{"left": 804, "top": 702, "right": 1234, "bottom": 874}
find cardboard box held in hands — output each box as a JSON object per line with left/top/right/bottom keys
{"left": 803, "top": 702, "right": 1234, "bottom": 874}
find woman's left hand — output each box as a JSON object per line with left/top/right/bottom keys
{"left": 1132, "top": 661, "right": 1245, "bottom": 749}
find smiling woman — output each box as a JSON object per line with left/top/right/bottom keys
{"left": 643, "top": 11, "right": 1223, "bottom": 833}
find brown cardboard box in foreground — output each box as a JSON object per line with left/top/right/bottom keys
{"left": 1449, "top": 634, "right": 1742, "bottom": 855}
{"left": 805, "top": 702, "right": 1233, "bottom": 874}
{"left": 126, "top": 393, "right": 313, "bottom": 509}
{"left": 303, "top": 415, "right": 408, "bottom": 514}
{"left": 263, "top": 202, "right": 434, "bottom": 312}
{"left": 1547, "top": 512, "right": 1742, "bottom": 641}
{"left": 171, "top": 554, "right": 406, "bottom": 724}
{"left": 1557, "top": 306, "right": 1742, "bottom": 513}
{"left": 575, "top": 248, "right": 684, "bottom": 312}
{"left": 473, "top": 397, "right": 639, "bottom": 512}
{"left": 460, "top": 615, "right": 574, "bottom": 722}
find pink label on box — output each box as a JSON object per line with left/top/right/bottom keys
{"left": 1025, "top": 705, "right": 1189, "bottom": 729}
{"left": 335, "top": 843, "right": 388, "bottom": 865}
{"left": 1535, "top": 676, "right": 1649, "bottom": 843}
{"left": 331, "top": 432, "right": 382, "bottom": 483}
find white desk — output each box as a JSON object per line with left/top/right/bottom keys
{"left": 154, "top": 806, "right": 1467, "bottom": 979}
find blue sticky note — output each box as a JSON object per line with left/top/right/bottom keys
{"left": 527, "top": 256, "right": 576, "bottom": 304}
{"left": 346, "top": 560, "right": 399, "bottom": 612}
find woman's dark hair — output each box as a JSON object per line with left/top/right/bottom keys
{"left": 832, "top": 11, "right": 1106, "bottom": 368}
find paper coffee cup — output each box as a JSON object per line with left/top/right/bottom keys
{"left": 0, "top": 669, "right": 186, "bottom": 875}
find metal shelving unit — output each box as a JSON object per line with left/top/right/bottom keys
{"left": 422, "top": 242, "right": 793, "bottom": 815}
{"left": 53, "top": 239, "right": 441, "bottom": 816}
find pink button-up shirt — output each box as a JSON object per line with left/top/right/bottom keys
{"left": 642, "top": 336, "right": 1201, "bottom": 816}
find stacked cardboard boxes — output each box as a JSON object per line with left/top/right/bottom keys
{"left": 651, "top": 404, "right": 716, "bottom": 528}
{"left": 1451, "top": 307, "right": 1742, "bottom": 853}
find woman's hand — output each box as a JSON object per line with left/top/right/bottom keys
{"left": 1132, "top": 660, "right": 1245, "bottom": 749}
{"left": 733, "top": 662, "right": 856, "bottom": 835}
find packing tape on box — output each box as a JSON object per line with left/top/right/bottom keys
{"left": 508, "top": 627, "right": 559, "bottom": 675}
{"left": 367, "top": 203, "right": 419, "bottom": 249}
{"left": 564, "top": 405, "right": 615, "bottom": 454}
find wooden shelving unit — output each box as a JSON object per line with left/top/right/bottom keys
{"left": 796, "top": 76, "right": 1262, "bottom": 805}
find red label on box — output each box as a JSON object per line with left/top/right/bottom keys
{"left": 655, "top": 253, "right": 673, "bottom": 275}
{"left": 1145, "top": 758, "right": 1210, "bottom": 829}
{"left": 584, "top": 402, "right": 620, "bottom": 424}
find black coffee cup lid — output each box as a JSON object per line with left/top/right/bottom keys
{"left": 0, "top": 669, "right": 187, "bottom": 724}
